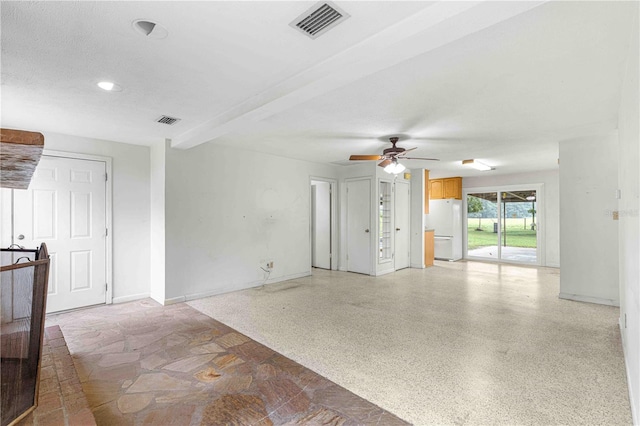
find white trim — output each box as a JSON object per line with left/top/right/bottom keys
{"left": 620, "top": 318, "right": 638, "bottom": 426}
{"left": 310, "top": 176, "right": 339, "bottom": 271}
{"left": 374, "top": 267, "right": 396, "bottom": 276}
{"left": 559, "top": 293, "right": 619, "bottom": 307}
{"left": 112, "top": 293, "right": 149, "bottom": 304}
{"left": 166, "top": 271, "right": 312, "bottom": 305}
{"left": 164, "top": 296, "right": 186, "bottom": 305}
{"left": 463, "top": 183, "right": 544, "bottom": 267}
{"left": 42, "top": 150, "right": 114, "bottom": 306}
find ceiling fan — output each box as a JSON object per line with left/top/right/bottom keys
{"left": 349, "top": 137, "right": 439, "bottom": 173}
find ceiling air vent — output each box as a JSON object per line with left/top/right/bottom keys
{"left": 155, "top": 115, "right": 181, "bottom": 125}
{"left": 290, "top": 2, "right": 349, "bottom": 39}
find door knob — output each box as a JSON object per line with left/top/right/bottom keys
{"left": 17, "top": 234, "right": 25, "bottom": 240}
{"left": 365, "top": 229, "right": 370, "bottom": 233}
{"left": 396, "top": 228, "right": 401, "bottom": 231}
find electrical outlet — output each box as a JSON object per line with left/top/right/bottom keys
{"left": 268, "top": 261, "right": 274, "bottom": 269}
{"left": 261, "top": 259, "right": 274, "bottom": 270}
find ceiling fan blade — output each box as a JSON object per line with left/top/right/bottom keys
{"left": 349, "top": 155, "right": 382, "bottom": 161}
{"left": 403, "top": 157, "right": 440, "bottom": 161}
{"left": 397, "top": 147, "right": 417, "bottom": 155}
{"left": 378, "top": 159, "right": 392, "bottom": 168}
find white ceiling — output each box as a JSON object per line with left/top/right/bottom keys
{"left": 2, "top": 1, "right": 636, "bottom": 177}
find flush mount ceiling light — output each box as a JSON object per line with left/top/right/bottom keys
{"left": 462, "top": 159, "right": 493, "bottom": 171}
{"left": 97, "top": 81, "right": 122, "bottom": 92}
{"left": 384, "top": 158, "right": 406, "bottom": 175}
{"left": 132, "top": 19, "right": 168, "bottom": 39}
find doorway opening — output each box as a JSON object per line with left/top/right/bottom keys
{"left": 310, "top": 178, "right": 337, "bottom": 271}
{"left": 465, "top": 186, "right": 541, "bottom": 265}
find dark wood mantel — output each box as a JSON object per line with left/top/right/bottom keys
{"left": 0, "top": 128, "right": 44, "bottom": 189}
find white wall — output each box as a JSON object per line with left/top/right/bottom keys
{"left": 149, "top": 140, "right": 167, "bottom": 304}
{"left": 559, "top": 133, "right": 619, "bottom": 306}
{"left": 617, "top": 9, "right": 639, "bottom": 423}
{"left": 42, "top": 132, "right": 151, "bottom": 303}
{"left": 163, "top": 142, "right": 339, "bottom": 302}
{"left": 463, "top": 170, "right": 560, "bottom": 267}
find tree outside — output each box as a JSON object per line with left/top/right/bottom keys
{"left": 467, "top": 195, "right": 484, "bottom": 231}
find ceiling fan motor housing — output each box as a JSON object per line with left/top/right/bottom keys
{"left": 383, "top": 136, "right": 404, "bottom": 155}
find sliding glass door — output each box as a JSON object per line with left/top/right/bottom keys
{"left": 466, "top": 192, "right": 499, "bottom": 260}
{"left": 500, "top": 190, "right": 537, "bottom": 264}
{"left": 466, "top": 187, "right": 540, "bottom": 265}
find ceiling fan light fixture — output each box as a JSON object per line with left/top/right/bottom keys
{"left": 132, "top": 19, "right": 168, "bottom": 39}
{"left": 462, "top": 159, "right": 492, "bottom": 171}
{"left": 97, "top": 81, "right": 122, "bottom": 92}
{"left": 384, "top": 160, "right": 406, "bottom": 174}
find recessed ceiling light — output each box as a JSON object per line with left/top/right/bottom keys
{"left": 132, "top": 19, "right": 168, "bottom": 39}
{"left": 97, "top": 81, "right": 122, "bottom": 92}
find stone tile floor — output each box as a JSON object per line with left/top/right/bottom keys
{"left": 45, "top": 299, "right": 407, "bottom": 425}
{"left": 21, "top": 325, "right": 96, "bottom": 426}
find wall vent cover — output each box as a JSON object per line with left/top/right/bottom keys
{"left": 290, "top": 2, "right": 349, "bottom": 39}
{"left": 155, "top": 115, "right": 181, "bottom": 125}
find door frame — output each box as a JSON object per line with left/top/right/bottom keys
{"left": 43, "top": 150, "right": 113, "bottom": 305}
{"left": 309, "top": 176, "right": 338, "bottom": 271}
{"left": 463, "top": 183, "right": 544, "bottom": 266}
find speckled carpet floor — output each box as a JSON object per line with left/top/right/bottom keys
{"left": 189, "top": 261, "right": 632, "bottom": 425}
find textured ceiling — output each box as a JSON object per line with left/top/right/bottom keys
{"left": 1, "top": 1, "right": 636, "bottom": 177}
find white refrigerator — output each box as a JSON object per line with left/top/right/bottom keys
{"left": 426, "top": 199, "right": 463, "bottom": 261}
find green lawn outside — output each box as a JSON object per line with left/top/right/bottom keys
{"left": 467, "top": 218, "right": 537, "bottom": 250}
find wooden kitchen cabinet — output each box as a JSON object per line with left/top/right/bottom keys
{"left": 424, "top": 169, "right": 430, "bottom": 213}
{"left": 424, "top": 230, "right": 434, "bottom": 267}
{"left": 429, "top": 177, "right": 462, "bottom": 200}
{"left": 429, "top": 179, "right": 443, "bottom": 200}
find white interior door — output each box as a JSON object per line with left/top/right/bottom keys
{"left": 394, "top": 181, "right": 410, "bottom": 270}
{"left": 312, "top": 182, "right": 331, "bottom": 269}
{"left": 13, "top": 156, "right": 107, "bottom": 313}
{"left": 347, "top": 179, "right": 371, "bottom": 274}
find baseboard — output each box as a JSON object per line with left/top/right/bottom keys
{"left": 174, "top": 271, "right": 312, "bottom": 303}
{"left": 164, "top": 295, "right": 186, "bottom": 305}
{"left": 559, "top": 293, "right": 619, "bottom": 307}
{"left": 112, "top": 293, "right": 149, "bottom": 304}
{"left": 546, "top": 262, "right": 560, "bottom": 268}
{"left": 374, "top": 268, "right": 395, "bottom": 276}
{"left": 410, "top": 263, "right": 425, "bottom": 269}
{"left": 619, "top": 318, "right": 638, "bottom": 426}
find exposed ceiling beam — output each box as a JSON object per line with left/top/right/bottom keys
{"left": 171, "top": 0, "right": 547, "bottom": 150}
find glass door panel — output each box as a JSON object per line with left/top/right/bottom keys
{"left": 466, "top": 192, "right": 499, "bottom": 260}
{"left": 378, "top": 181, "right": 392, "bottom": 262}
{"left": 500, "top": 190, "right": 537, "bottom": 264}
